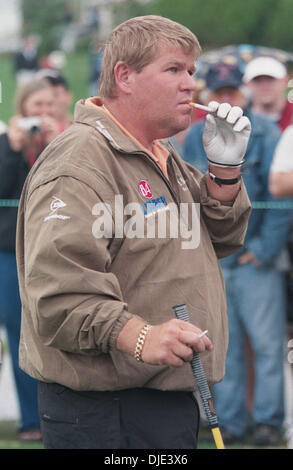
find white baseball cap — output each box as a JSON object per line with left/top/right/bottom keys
{"left": 243, "top": 56, "right": 287, "bottom": 83}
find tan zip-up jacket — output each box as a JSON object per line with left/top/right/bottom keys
{"left": 16, "top": 99, "right": 251, "bottom": 392}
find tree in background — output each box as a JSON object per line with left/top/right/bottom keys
{"left": 21, "top": 0, "right": 293, "bottom": 53}
{"left": 117, "top": 0, "right": 293, "bottom": 52}
{"left": 112, "top": 0, "right": 148, "bottom": 25}
{"left": 263, "top": 0, "right": 293, "bottom": 50}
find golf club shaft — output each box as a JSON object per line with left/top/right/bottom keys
{"left": 172, "top": 303, "right": 225, "bottom": 449}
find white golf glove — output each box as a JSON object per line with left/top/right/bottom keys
{"left": 203, "top": 101, "right": 251, "bottom": 167}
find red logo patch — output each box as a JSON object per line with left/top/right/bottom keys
{"left": 139, "top": 180, "right": 153, "bottom": 199}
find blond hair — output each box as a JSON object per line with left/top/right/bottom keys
{"left": 15, "top": 78, "right": 52, "bottom": 116}
{"left": 99, "top": 15, "right": 201, "bottom": 99}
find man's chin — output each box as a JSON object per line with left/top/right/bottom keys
{"left": 174, "top": 118, "right": 191, "bottom": 134}
{"left": 158, "top": 115, "right": 191, "bottom": 140}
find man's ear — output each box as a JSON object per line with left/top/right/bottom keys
{"left": 113, "top": 61, "right": 134, "bottom": 95}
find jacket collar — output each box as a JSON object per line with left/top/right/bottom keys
{"left": 74, "top": 98, "right": 159, "bottom": 155}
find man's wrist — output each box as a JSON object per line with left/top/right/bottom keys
{"left": 134, "top": 324, "right": 152, "bottom": 362}
{"left": 206, "top": 164, "right": 242, "bottom": 202}
{"left": 209, "top": 171, "right": 241, "bottom": 187}
{"left": 116, "top": 317, "right": 147, "bottom": 356}
{"left": 207, "top": 158, "right": 244, "bottom": 168}
{"left": 209, "top": 164, "right": 241, "bottom": 178}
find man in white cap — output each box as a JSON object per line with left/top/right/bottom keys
{"left": 243, "top": 56, "right": 293, "bottom": 131}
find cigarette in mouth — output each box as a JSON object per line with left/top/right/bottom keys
{"left": 189, "top": 102, "right": 214, "bottom": 113}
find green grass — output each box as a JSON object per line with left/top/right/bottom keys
{"left": 0, "top": 50, "right": 89, "bottom": 125}
{"left": 197, "top": 426, "right": 287, "bottom": 449}
{"left": 62, "top": 50, "right": 89, "bottom": 111}
{"left": 0, "top": 421, "right": 43, "bottom": 449}
{"left": 0, "top": 54, "right": 17, "bottom": 124}
{"left": 0, "top": 421, "right": 287, "bottom": 449}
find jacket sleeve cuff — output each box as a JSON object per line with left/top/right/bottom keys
{"left": 200, "top": 173, "right": 249, "bottom": 212}
{"left": 108, "top": 311, "right": 144, "bottom": 352}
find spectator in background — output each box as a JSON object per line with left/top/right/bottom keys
{"left": 183, "top": 62, "right": 292, "bottom": 446}
{"left": 46, "top": 74, "right": 72, "bottom": 131}
{"left": 243, "top": 56, "right": 293, "bottom": 131}
{"left": 87, "top": 6, "right": 100, "bottom": 30}
{"left": 15, "top": 36, "right": 39, "bottom": 87}
{"left": 36, "top": 71, "right": 73, "bottom": 131}
{"left": 269, "top": 125, "right": 293, "bottom": 449}
{"left": 0, "top": 78, "right": 60, "bottom": 441}
{"left": 246, "top": 56, "right": 293, "bottom": 448}
{"left": 63, "top": 1, "right": 74, "bottom": 25}
{"left": 89, "top": 38, "right": 104, "bottom": 97}
{"left": 270, "top": 126, "right": 293, "bottom": 197}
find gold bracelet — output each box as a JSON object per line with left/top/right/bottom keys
{"left": 134, "top": 324, "right": 152, "bottom": 362}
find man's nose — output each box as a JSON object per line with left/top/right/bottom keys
{"left": 181, "top": 71, "right": 196, "bottom": 91}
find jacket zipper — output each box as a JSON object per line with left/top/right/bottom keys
{"left": 93, "top": 121, "right": 180, "bottom": 205}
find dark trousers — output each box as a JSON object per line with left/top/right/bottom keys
{"left": 38, "top": 382, "right": 200, "bottom": 449}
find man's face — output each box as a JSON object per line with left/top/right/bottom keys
{"left": 209, "top": 86, "right": 246, "bottom": 108}
{"left": 247, "top": 75, "right": 287, "bottom": 106}
{"left": 128, "top": 43, "right": 197, "bottom": 140}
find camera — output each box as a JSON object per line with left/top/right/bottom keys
{"left": 18, "top": 117, "right": 41, "bottom": 134}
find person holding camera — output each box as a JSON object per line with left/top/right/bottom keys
{"left": 7, "top": 79, "right": 60, "bottom": 165}
{"left": 0, "top": 78, "right": 60, "bottom": 441}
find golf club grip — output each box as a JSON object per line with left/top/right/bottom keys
{"left": 172, "top": 304, "right": 219, "bottom": 428}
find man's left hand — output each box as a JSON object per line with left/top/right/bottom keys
{"left": 203, "top": 101, "right": 251, "bottom": 168}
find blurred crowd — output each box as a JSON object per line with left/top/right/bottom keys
{"left": 180, "top": 46, "right": 293, "bottom": 449}
{"left": 0, "top": 35, "right": 293, "bottom": 448}
{"left": 0, "top": 36, "right": 74, "bottom": 443}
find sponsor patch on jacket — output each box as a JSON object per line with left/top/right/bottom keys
{"left": 44, "top": 196, "right": 71, "bottom": 222}
{"left": 140, "top": 195, "right": 168, "bottom": 218}
{"left": 138, "top": 180, "right": 153, "bottom": 199}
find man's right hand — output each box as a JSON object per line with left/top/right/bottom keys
{"left": 116, "top": 317, "right": 213, "bottom": 367}
{"left": 142, "top": 319, "right": 213, "bottom": 366}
